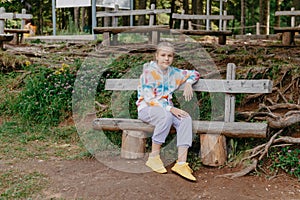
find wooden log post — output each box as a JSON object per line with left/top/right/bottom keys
{"left": 282, "top": 32, "right": 294, "bottom": 45}
{"left": 149, "top": 4, "right": 160, "bottom": 44}
{"left": 0, "top": 7, "right": 6, "bottom": 35}
{"left": 218, "top": 10, "right": 227, "bottom": 45}
{"left": 121, "top": 130, "right": 146, "bottom": 159}
{"left": 112, "top": 4, "right": 119, "bottom": 45}
{"left": 200, "top": 63, "right": 236, "bottom": 166}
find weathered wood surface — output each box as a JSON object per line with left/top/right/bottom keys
{"left": 274, "top": 27, "right": 300, "bottom": 32}
{"left": 170, "top": 29, "right": 232, "bottom": 36}
{"left": 4, "top": 28, "right": 30, "bottom": 34}
{"left": 93, "top": 25, "right": 170, "bottom": 34}
{"left": 97, "top": 8, "right": 171, "bottom": 17}
{"left": 93, "top": 118, "right": 267, "bottom": 138}
{"left": 172, "top": 13, "right": 234, "bottom": 20}
{"left": 0, "top": 34, "right": 14, "bottom": 41}
{"left": 121, "top": 130, "right": 146, "bottom": 159}
{"left": 200, "top": 134, "right": 227, "bottom": 166}
{"left": 105, "top": 79, "right": 273, "bottom": 94}
{"left": 275, "top": 10, "right": 300, "bottom": 16}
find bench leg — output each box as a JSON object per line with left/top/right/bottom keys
{"left": 121, "top": 130, "right": 146, "bottom": 159}
{"left": 282, "top": 32, "right": 295, "bottom": 45}
{"left": 102, "top": 32, "right": 110, "bottom": 46}
{"left": 218, "top": 35, "right": 226, "bottom": 45}
{"left": 112, "top": 34, "right": 118, "bottom": 45}
{"left": 151, "top": 31, "right": 159, "bottom": 44}
{"left": 200, "top": 134, "right": 227, "bottom": 166}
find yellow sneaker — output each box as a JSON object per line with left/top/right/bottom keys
{"left": 171, "top": 162, "right": 196, "bottom": 181}
{"left": 146, "top": 155, "right": 167, "bottom": 174}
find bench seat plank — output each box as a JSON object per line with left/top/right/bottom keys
{"left": 105, "top": 79, "right": 273, "bottom": 94}
{"left": 172, "top": 13, "right": 234, "bottom": 20}
{"left": 171, "top": 29, "right": 232, "bottom": 36}
{"left": 4, "top": 28, "right": 30, "bottom": 34}
{"left": 93, "top": 25, "right": 170, "bottom": 34}
{"left": 93, "top": 118, "right": 267, "bottom": 138}
{"left": 274, "top": 27, "right": 300, "bottom": 32}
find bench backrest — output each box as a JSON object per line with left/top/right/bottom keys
{"left": 172, "top": 10, "right": 234, "bottom": 31}
{"left": 105, "top": 78, "right": 272, "bottom": 94}
{"left": 0, "top": 7, "right": 32, "bottom": 34}
{"left": 96, "top": 4, "right": 171, "bottom": 27}
{"left": 105, "top": 63, "right": 272, "bottom": 123}
{"left": 275, "top": 7, "right": 300, "bottom": 27}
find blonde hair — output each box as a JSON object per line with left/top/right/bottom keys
{"left": 156, "top": 42, "right": 175, "bottom": 54}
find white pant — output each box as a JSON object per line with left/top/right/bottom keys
{"left": 138, "top": 106, "right": 193, "bottom": 147}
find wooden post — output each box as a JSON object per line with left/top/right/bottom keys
{"left": 112, "top": 4, "right": 119, "bottom": 45}
{"left": 180, "top": 10, "right": 185, "bottom": 30}
{"left": 0, "top": 7, "right": 5, "bottom": 34}
{"left": 0, "top": 7, "right": 5, "bottom": 49}
{"left": 256, "top": 22, "right": 260, "bottom": 35}
{"left": 222, "top": 10, "right": 227, "bottom": 31}
{"left": 291, "top": 7, "right": 295, "bottom": 27}
{"left": 149, "top": 4, "right": 158, "bottom": 44}
{"left": 282, "top": 32, "right": 294, "bottom": 45}
{"left": 121, "top": 130, "right": 146, "bottom": 159}
{"left": 200, "top": 63, "right": 236, "bottom": 166}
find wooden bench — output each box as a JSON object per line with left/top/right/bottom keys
{"left": 93, "top": 4, "right": 171, "bottom": 46}
{"left": 170, "top": 11, "right": 234, "bottom": 45}
{"left": 0, "top": 7, "right": 32, "bottom": 47}
{"left": 274, "top": 7, "right": 300, "bottom": 45}
{"left": 93, "top": 63, "right": 273, "bottom": 166}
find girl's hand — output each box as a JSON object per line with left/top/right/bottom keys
{"left": 170, "top": 107, "right": 189, "bottom": 118}
{"left": 183, "top": 83, "right": 193, "bottom": 101}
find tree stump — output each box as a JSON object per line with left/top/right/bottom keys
{"left": 282, "top": 32, "right": 294, "bottom": 45}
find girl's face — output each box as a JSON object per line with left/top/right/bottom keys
{"left": 155, "top": 47, "right": 174, "bottom": 71}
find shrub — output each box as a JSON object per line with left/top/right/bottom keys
{"left": 14, "top": 64, "right": 75, "bottom": 126}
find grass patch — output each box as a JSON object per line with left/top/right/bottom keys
{"left": 0, "top": 170, "right": 48, "bottom": 199}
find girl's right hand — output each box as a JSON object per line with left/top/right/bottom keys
{"left": 170, "top": 107, "right": 189, "bottom": 118}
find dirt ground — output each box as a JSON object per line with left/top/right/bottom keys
{"left": 1, "top": 157, "right": 300, "bottom": 200}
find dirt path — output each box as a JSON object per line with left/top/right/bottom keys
{"left": 1, "top": 158, "right": 299, "bottom": 199}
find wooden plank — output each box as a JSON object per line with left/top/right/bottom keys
{"left": 274, "top": 27, "right": 300, "bottom": 32}
{"left": 275, "top": 10, "right": 300, "bottom": 16}
{"left": 170, "top": 29, "right": 232, "bottom": 36}
{"left": 93, "top": 118, "right": 267, "bottom": 138}
{"left": 172, "top": 13, "right": 234, "bottom": 20}
{"left": 96, "top": 9, "right": 171, "bottom": 17}
{"left": 105, "top": 79, "right": 273, "bottom": 94}
{"left": 0, "top": 13, "right": 14, "bottom": 19}
{"left": 4, "top": 29, "right": 30, "bottom": 34}
{"left": 14, "top": 13, "right": 32, "bottom": 19}
{"left": 93, "top": 25, "right": 170, "bottom": 34}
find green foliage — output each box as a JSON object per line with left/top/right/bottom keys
{"left": 14, "top": 64, "right": 75, "bottom": 126}
{"left": 270, "top": 146, "right": 300, "bottom": 180}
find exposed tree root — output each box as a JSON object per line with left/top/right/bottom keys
{"left": 216, "top": 130, "right": 300, "bottom": 179}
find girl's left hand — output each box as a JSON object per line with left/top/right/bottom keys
{"left": 183, "top": 83, "right": 193, "bottom": 101}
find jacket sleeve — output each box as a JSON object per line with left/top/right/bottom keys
{"left": 175, "top": 68, "right": 200, "bottom": 86}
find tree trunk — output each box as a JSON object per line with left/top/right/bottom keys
{"left": 74, "top": 7, "right": 79, "bottom": 30}
{"left": 275, "top": 0, "right": 280, "bottom": 27}
{"left": 259, "top": 0, "right": 269, "bottom": 35}
{"left": 192, "top": 0, "right": 203, "bottom": 30}
{"left": 170, "top": 0, "right": 176, "bottom": 27}
{"left": 293, "top": 0, "right": 300, "bottom": 24}
{"left": 241, "top": 0, "right": 245, "bottom": 35}
{"left": 137, "top": 0, "right": 146, "bottom": 26}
